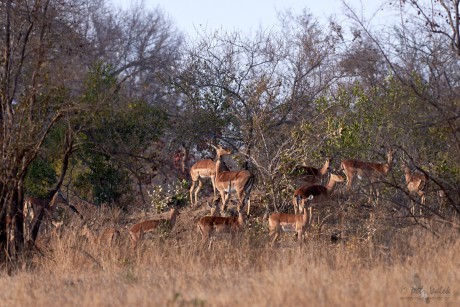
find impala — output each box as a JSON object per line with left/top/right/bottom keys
{"left": 23, "top": 190, "right": 69, "bottom": 243}
{"left": 196, "top": 203, "right": 246, "bottom": 248}
{"left": 402, "top": 161, "right": 429, "bottom": 215}
{"left": 128, "top": 207, "right": 180, "bottom": 247}
{"left": 82, "top": 224, "right": 121, "bottom": 245}
{"left": 268, "top": 197, "right": 310, "bottom": 246}
{"left": 205, "top": 197, "right": 223, "bottom": 217}
{"left": 291, "top": 157, "right": 332, "bottom": 186}
{"left": 293, "top": 173, "right": 345, "bottom": 224}
{"left": 189, "top": 148, "right": 231, "bottom": 207}
{"left": 212, "top": 144, "right": 255, "bottom": 216}
{"left": 340, "top": 148, "right": 396, "bottom": 203}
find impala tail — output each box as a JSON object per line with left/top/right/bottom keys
{"left": 241, "top": 174, "right": 255, "bottom": 216}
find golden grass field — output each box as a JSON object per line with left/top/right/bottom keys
{"left": 0, "top": 196, "right": 458, "bottom": 307}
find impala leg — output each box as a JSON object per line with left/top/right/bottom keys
{"left": 236, "top": 190, "right": 244, "bottom": 213}
{"left": 210, "top": 175, "right": 217, "bottom": 201}
{"left": 346, "top": 174, "right": 353, "bottom": 192}
{"left": 220, "top": 190, "right": 227, "bottom": 213}
{"left": 189, "top": 180, "right": 196, "bottom": 206}
{"left": 409, "top": 198, "right": 415, "bottom": 216}
{"left": 201, "top": 233, "right": 209, "bottom": 248}
{"left": 246, "top": 198, "right": 251, "bottom": 217}
{"left": 293, "top": 196, "right": 299, "bottom": 215}
{"left": 271, "top": 230, "right": 280, "bottom": 246}
{"left": 269, "top": 227, "right": 278, "bottom": 246}
{"left": 420, "top": 193, "right": 426, "bottom": 216}
{"left": 268, "top": 229, "right": 274, "bottom": 238}
{"left": 194, "top": 179, "right": 204, "bottom": 207}
{"left": 208, "top": 236, "right": 215, "bottom": 250}
{"left": 129, "top": 232, "right": 138, "bottom": 249}
{"left": 376, "top": 186, "right": 380, "bottom": 206}
{"left": 298, "top": 229, "right": 304, "bottom": 247}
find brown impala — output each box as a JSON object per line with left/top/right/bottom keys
{"left": 293, "top": 173, "right": 344, "bottom": 225}
{"left": 291, "top": 157, "right": 332, "bottom": 186}
{"left": 128, "top": 207, "right": 180, "bottom": 247}
{"left": 82, "top": 224, "right": 121, "bottom": 246}
{"left": 402, "top": 161, "right": 429, "bottom": 215}
{"left": 212, "top": 144, "right": 255, "bottom": 216}
{"left": 23, "top": 190, "right": 69, "bottom": 243}
{"left": 196, "top": 201, "right": 246, "bottom": 248}
{"left": 268, "top": 197, "right": 310, "bottom": 246}
{"left": 340, "top": 148, "right": 396, "bottom": 204}
{"left": 189, "top": 148, "right": 231, "bottom": 207}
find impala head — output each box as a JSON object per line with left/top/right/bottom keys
{"left": 301, "top": 195, "right": 313, "bottom": 211}
{"left": 387, "top": 148, "right": 397, "bottom": 164}
{"left": 207, "top": 199, "right": 221, "bottom": 216}
{"left": 211, "top": 144, "right": 232, "bottom": 160}
{"left": 401, "top": 159, "right": 410, "bottom": 171}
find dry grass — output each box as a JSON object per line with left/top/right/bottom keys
{"left": 0, "top": 198, "right": 459, "bottom": 306}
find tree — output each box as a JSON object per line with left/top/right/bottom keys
{"left": 0, "top": 0, "right": 182, "bottom": 264}
{"left": 177, "top": 11, "right": 340, "bottom": 211}
{"left": 342, "top": 0, "right": 460, "bottom": 213}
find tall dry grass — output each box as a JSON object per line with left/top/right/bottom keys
{"left": 0, "top": 203, "right": 459, "bottom": 306}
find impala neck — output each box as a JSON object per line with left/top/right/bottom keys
{"left": 302, "top": 206, "right": 308, "bottom": 220}
{"left": 403, "top": 165, "right": 412, "bottom": 182}
{"left": 325, "top": 177, "right": 340, "bottom": 194}
{"left": 215, "top": 159, "right": 228, "bottom": 175}
{"left": 319, "top": 158, "right": 330, "bottom": 175}
{"left": 384, "top": 150, "right": 395, "bottom": 175}
{"left": 169, "top": 209, "right": 178, "bottom": 222}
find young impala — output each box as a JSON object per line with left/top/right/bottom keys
{"left": 340, "top": 148, "right": 396, "bottom": 204}
{"left": 189, "top": 149, "right": 231, "bottom": 207}
{"left": 293, "top": 173, "right": 345, "bottom": 225}
{"left": 196, "top": 202, "right": 246, "bottom": 248}
{"left": 402, "top": 161, "right": 429, "bottom": 215}
{"left": 212, "top": 145, "right": 255, "bottom": 216}
{"left": 268, "top": 197, "right": 310, "bottom": 246}
{"left": 128, "top": 207, "right": 180, "bottom": 247}
{"left": 291, "top": 157, "right": 332, "bottom": 186}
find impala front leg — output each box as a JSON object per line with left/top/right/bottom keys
{"left": 211, "top": 175, "right": 217, "bottom": 202}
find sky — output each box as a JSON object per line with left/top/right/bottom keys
{"left": 111, "top": 0, "right": 388, "bottom": 37}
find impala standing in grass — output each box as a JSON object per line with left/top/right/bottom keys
{"left": 196, "top": 199, "right": 246, "bottom": 248}
{"left": 212, "top": 144, "right": 255, "bottom": 216}
{"left": 402, "top": 161, "right": 429, "bottom": 215}
{"left": 340, "top": 148, "right": 396, "bottom": 204}
{"left": 189, "top": 148, "right": 231, "bottom": 207}
{"left": 293, "top": 172, "right": 345, "bottom": 224}
{"left": 269, "top": 197, "right": 310, "bottom": 246}
{"left": 128, "top": 207, "right": 180, "bottom": 248}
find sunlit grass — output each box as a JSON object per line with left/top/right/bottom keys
{"left": 0, "top": 200, "right": 459, "bottom": 306}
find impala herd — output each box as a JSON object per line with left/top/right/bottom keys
{"left": 23, "top": 145, "right": 445, "bottom": 248}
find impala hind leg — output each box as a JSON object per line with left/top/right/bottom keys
{"left": 210, "top": 176, "right": 217, "bottom": 203}
{"left": 189, "top": 180, "right": 196, "bottom": 206}
{"left": 194, "top": 179, "right": 204, "bottom": 207}
{"left": 269, "top": 227, "right": 280, "bottom": 246}
{"left": 298, "top": 229, "right": 304, "bottom": 247}
{"left": 292, "top": 196, "right": 299, "bottom": 215}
